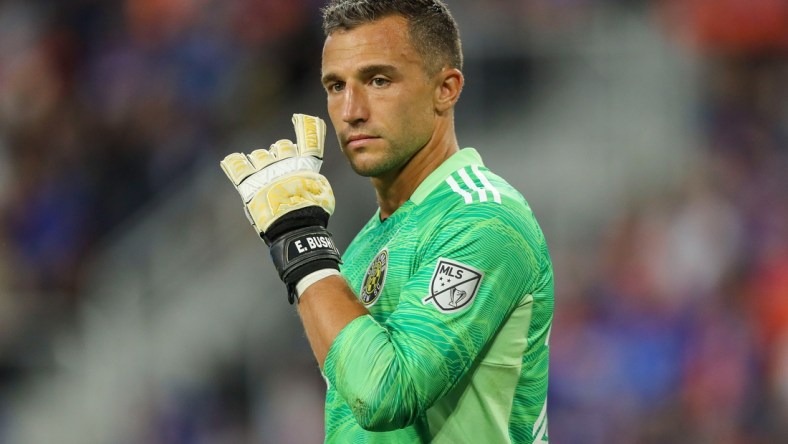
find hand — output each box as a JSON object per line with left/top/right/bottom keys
{"left": 220, "top": 114, "right": 341, "bottom": 303}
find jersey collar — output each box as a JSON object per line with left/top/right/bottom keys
{"left": 410, "top": 148, "right": 483, "bottom": 205}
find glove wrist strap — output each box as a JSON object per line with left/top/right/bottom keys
{"left": 269, "top": 226, "right": 341, "bottom": 304}
{"left": 262, "top": 206, "right": 330, "bottom": 246}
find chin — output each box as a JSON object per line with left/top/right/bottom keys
{"left": 346, "top": 153, "right": 374, "bottom": 176}
{"left": 347, "top": 149, "right": 400, "bottom": 178}
{"left": 348, "top": 159, "right": 390, "bottom": 178}
{"left": 349, "top": 162, "right": 379, "bottom": 178}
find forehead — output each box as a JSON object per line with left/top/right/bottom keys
{"left": 321, "top": 15, "right": 424, "bottom": 75}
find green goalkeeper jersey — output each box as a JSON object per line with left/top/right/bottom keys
{"left": 323, "top": 148, "right": 553, "bottom": 443}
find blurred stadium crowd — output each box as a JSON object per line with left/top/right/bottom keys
{"left": 0, "top": 0, "right": 786, "bottom": 443}
{"left": 0, "top": 0, "right": 326, "bottom": 440}
{"left": 551, "top": 58, "right": 788, "bottom": 442}
{"left": 0, "top": 0, "right": 323, "bottom": 381}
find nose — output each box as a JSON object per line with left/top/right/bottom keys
{"left": 342, "top": 84, "right": 369, "bottom": 125}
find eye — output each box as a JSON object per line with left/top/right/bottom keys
{"left": 371, "top": 77, "right": 390, "bottom": 88}
{"left": 327, "top": 82, "right": 345, "bottom": 93}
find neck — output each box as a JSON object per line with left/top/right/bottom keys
{"left": 373, "top": 119, "right": 459, "bottom": 220}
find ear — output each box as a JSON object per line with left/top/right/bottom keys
{"left": 434, "top": 68, "right": 464, "bottom": 114}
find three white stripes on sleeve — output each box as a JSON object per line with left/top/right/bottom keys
{"left": 445, "top": 165, "right": 502, "bottom": 204}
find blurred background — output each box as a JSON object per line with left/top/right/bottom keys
{"left": 0, "top": 0, "right": 786, "bottom": 442}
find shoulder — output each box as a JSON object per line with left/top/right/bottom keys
{"left": 413, "top": 166, "right": 552, "bottom": 297}
{"left": 419, "top": 164, "right": 539, "bottom": 238}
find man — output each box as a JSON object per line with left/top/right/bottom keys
{"left": 220, "top": 1, "right": 554, "bottom": 442}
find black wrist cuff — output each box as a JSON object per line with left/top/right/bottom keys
{"left": 262, "top": 206, "right": 331, "bottom": 246}
{"left": 268, "top": 226, "right": 342, "bottom": 304}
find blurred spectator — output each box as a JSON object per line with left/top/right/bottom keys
{"left": 658, "top": 0, "right": 788, "bottom": 53}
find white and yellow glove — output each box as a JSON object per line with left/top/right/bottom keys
{"left": 220, "top": 114, "right": 341, "bottom": 303}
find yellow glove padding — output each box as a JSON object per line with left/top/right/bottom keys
{"left": 220, "top": 114, "right": 335, "bottom": 235}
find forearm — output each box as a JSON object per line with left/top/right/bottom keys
{"left": 297, "top": 275, "right": 368, "bottom": 367}
{"left": 318, "top": 311, "right": 424, "bottom": 431}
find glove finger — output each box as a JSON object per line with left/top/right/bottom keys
{"left": 248, "top": 148, "right": 276, "bottom": 170}
{"left": 220, "top": 152, "right": 257, "bottom": 186}
{"left": 292, "top": 114, "right": 325, "bottom": 159}
{"left": 269, "top": 139, "right": 298, "bottom": 160}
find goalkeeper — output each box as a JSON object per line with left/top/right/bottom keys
{"left": 220, "top": 1, "right": 554, "bottom": 443}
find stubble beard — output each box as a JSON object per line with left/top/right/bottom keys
{"left": 346, "top": 139, "right": 426, "bottom": 179}
{"left": 347, "top": 151, "right": 400, "bottom": 178}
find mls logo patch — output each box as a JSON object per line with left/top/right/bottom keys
{"left": 422, "top": 258, "right": 483, "bottom": 313}
{"left": 360, "top": 249, "right": 388, "bottom": 306}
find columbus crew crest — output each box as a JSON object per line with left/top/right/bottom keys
{"left": 360, "top": 249, "right": 388, "bottom": 306}
{"left": 422, "top": 258, "right": 483, "bottom": 313}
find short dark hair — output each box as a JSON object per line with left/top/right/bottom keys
{"left": 322, "top": 0, "right": 463, "bottom": 74}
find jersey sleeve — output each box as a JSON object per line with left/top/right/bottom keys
{"left": 322, "top": 202, "right": 549, "bottom": 431}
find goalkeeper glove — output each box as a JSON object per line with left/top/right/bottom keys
{"left": 220, "top": 114, "right": 341, "bottom": 304}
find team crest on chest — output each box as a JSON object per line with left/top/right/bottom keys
{"left": 422, "top": 258, "right": 483, "bottom": 313}
{"left": 360, "top": 249, "right": 388, "bottom": 306}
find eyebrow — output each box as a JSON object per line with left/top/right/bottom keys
{"left": 321, "top": 64, "right": 400, "bottom": 86}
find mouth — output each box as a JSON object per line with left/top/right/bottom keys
{"left": 344, "top": 134, "right": 379, "bottom": 149}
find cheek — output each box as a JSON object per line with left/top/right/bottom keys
{"left": 326, "top": 98, "right": 344, "bottom": 132}
{"left": 326, "top": 96, "right": 340, "bottom": 120}
{"left": 395, "top": 94, "right": 433, "bottom": 138}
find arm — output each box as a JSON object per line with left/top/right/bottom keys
{"left": 219, "top": 113, "right": 369, "bottom": 368}
{"left": 297, "top": 274, "right": 367, "bottom": 366}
